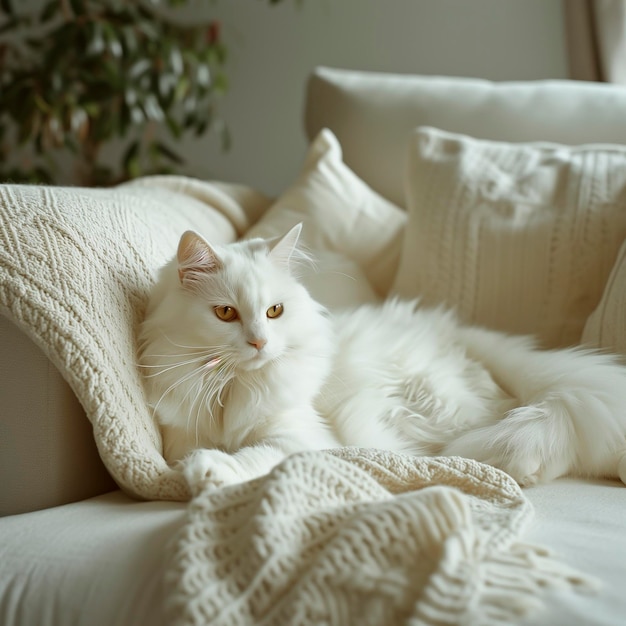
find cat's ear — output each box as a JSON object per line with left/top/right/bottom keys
{"left": 268, "top": 223, "right": 302, "bottom": 269}
{"left": 177, "top": 230, "right": 222, "bottom": 287}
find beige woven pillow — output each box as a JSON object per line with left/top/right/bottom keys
{"left": 582, "top": 239, "right": 626, "bottom": 356}
{"left": 392, "top": 127, "right": 626, "bottom": 348}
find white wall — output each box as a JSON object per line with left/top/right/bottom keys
{"left": 181, "top": 0, "right": 569, "bottom": 195}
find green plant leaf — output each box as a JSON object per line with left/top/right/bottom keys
{"left": 197, "top": 64, "right": 211, "bottom": 88}
{"left": 173, "top": 75, "right": 190, "bottom": 102}
{"left": 213, "top": 72, "right": 228, "bottom": 94}
{"left": 129, "top": 59, "right": 151, "bottom": 79}
{"left": 154, "top": 141, "right": 185, "bottom": 165}
{"left": 194, "top": 116, "right": 209, "bottom": 137}
{"left": 122, "top": 139, "right": 140, "bottom": 172}
{"left": 220, "top": 124, "right": 231, "bottom": 152}
{"left": 129, "top": 105, "right": 144, "bottom": 125}
{"left": 121, "top": 26, "right": 138, "bottom": 54}
{"left": 102, "top": 23, "right": 123, "bottom": 58}
{"left": 34, "top": 94, "right": 52, "bottom": 114}
{"left": 0, "top": 0, "right": 295, "bottom": 185}
{"left": 143, "top": 94, "right": 164, "bottom": 121}
{"left": 87, "top": 22, "right": 106, "bottom": 56}
{"left": 165, "top": 114, "right": 182, "bottom": 139}
{"left": 169, "top": 47, "right": 184, "bottom": 76}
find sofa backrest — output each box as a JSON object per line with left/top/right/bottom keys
{"left": 304, "top": 66, "right": 626, "bottom": 207}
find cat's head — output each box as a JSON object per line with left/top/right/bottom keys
{"left": 174, "top": 223, "right": 328, "bottom": 372}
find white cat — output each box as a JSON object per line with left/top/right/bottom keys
{"left": 138, "top": 224, "right": 626, "bottom": 494}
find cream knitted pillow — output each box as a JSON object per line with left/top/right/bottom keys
{"left": 0, "top": 177, "right": 270, "bottom": 503}
{"left": 392, "top": 127, "right": 626, "bottom": 348}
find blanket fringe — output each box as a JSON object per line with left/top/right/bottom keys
{"left": 412, "top": 540, "right": 599, "bottom": 626}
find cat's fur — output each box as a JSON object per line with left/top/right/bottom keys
{"left": 138, "top": 225, "right": 626, "bottom": 493}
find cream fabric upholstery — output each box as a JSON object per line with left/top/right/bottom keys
{"left": 392, "top": 127, "right": 626, "bottom": 348}
{"left": 305, "top": 66, "right": 626, "bottom": 207}
{"left": 0, "top": 491, "right": 185, "bottom": 626}
{"left": 0, "top": 316, "right": 116, "bottom": 516}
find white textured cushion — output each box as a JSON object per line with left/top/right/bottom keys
{"left": 392, "top": 127, "right": 626, "bottom": 348}
{"left": 305, "top": 66, "right": 626, "bottom": 207}
{"left": 582, "top": 239, "right": 626, "bottom": 356}
{"left": 246, "top": 128, "right": 406, "bottom": 300}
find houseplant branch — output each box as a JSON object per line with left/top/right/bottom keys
{"left": 0, "top": 0, "right": 288, "bottom": 186}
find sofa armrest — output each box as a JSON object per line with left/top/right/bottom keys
{"left": 0, "top": 315, "right": 117, "bottom": 516}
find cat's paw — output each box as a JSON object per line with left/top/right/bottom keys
{"left": 180, "top": 448, "right": 242, "bottom": 496}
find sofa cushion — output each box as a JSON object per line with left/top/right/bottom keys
{"left": 392, "top": 126, "right": 626, "bottom": 348}
{"left": 305, "top": 66, "right": 626, "bottom": 207}
{"left": 0, "top": 490, "right": 185, "bottom": 625}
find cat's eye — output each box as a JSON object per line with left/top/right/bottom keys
{"left": 214, "top": 305, "right": 238, "bottom": 322}
{"left": 266, "top": 303, "right": 284, "bottom": 319}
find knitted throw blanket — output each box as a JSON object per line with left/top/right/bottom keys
{"left": 167, "top": 449, "right": 593, "bottom": 626}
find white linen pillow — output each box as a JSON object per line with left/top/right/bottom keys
{"left": 392, "top": 127, "right": 626, "bottom": 348}
{"left": 582, "top": 239, "right": 626, "bottom": 356}
{"left": 246, "top": 128, "right": 406, "bottom": 299}
{"left": 297, "top": 250, "right": 380, "bottom": 310}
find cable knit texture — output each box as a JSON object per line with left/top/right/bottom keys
{"left": 0, "top": 176, "right": 270, "bottom": 501}
{"left": 394, "top": 127, "right": 626, "bottom": 348}
{"left": 167, "top": 449, "right": 594, "bottom": 626}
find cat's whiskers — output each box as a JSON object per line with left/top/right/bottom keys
{"left": 151, "top": 363, "right": 208, "bottom": 419}
{"left": 160, "top": 333, "right": 218, "bottom": 352}
{"left": 141, "top": 353, "right": 217, "bottom": 378}
{"left": 211, "top": 359, "right": 236, "bottom": 409}
{"left": 323, "top": 270, "right": 358, "bottom": 281}
{"left": 190, "top": 374, "right": 212, "bottom": 446}
{"left": 148, "top": 347, "right": 236, "bottom": 437}
{"left": 194, "top": 357, "right": 237, "bottom": 422}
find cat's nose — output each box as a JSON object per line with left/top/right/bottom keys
{"left": 248, "top": 338, "right": 267, "bottom": 351}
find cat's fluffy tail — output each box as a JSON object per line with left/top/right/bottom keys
{"left": 444, "top": 327, "right": 626, "bottom": 485}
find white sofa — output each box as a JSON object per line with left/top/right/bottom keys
{"left": 1, "top": 66, "right": 626, "bottom": 625}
